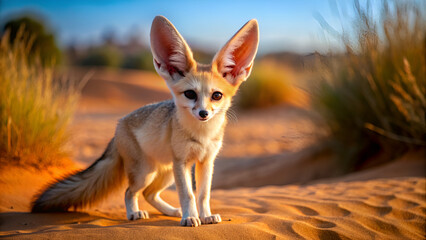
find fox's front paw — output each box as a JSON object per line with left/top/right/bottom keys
{"left": 127, "top": 210, "right": 149, "bottom": 220}
{"left": 200, "top": 214, "right": 222, "bottom": 224}
{"left": 180, "top": 216, "right": 201, "bottom": 227}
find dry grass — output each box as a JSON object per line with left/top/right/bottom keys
{"left": 314, "top": 0, "right": 425, "bottom": 170}
{"left": 236, "top": 61, "right": 294, "bottom": 109}
{"left": 0, "top": 28, "right": 84, "bottom": 166}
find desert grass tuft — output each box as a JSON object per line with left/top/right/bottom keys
{"left": 314, "top": 0, "right": 425, "bottom": 170}
{"left": 236, "top": 61, "right": 293, "bottom": 109}
{"left": 0, "top": 28, "right": 84, "bottom": 167}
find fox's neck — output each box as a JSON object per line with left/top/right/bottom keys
{"left": 176, "top": 107, "right": 227, "bottom": 140}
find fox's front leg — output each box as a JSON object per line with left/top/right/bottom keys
{"left": 195, "top": 160, "right": 221, "bottom": 224}
{"left": 173, "top": 160, "right": 201, "bottom": 227}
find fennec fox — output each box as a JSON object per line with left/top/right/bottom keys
{"left": 32, "top": 16, "right": 259, "bottom": 227}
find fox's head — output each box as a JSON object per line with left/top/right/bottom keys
{"left": 150, "top": 16, "right": 259, "bottom": 122}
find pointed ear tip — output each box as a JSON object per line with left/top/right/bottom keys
{"left": 154, "top": 15, "right": 167, "bottom": 20}
{"left": 246, "top": 19, "right": 259, "bottom": 34}
{"left": 248, "top": 19, "right": 259, "bottom": 27}
{"left": 153, "top": 16, "right": 162, "bottom": 23}
{"left": 152, "top": 15, "right": 171, "bottom": 26}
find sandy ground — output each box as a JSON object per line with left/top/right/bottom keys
{"left": 1, "top": 165, "right": 424, "bottom": 239}
{"left": 1, "top": 68, "right": 425, "bottom": 239}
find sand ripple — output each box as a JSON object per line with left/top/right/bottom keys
{"left": 1, "top": 177, "right": 424, "bottom": 239}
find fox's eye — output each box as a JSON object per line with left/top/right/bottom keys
{"left": 184, "top": 90, "right": 197, "bottom": 100}
{"left": 212, "top": 91, "right": 223, "bottom": 101}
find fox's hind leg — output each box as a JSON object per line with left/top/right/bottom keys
{"left": 143, "top": 169, "right": 182, "bottom": 217}
{"left": 123, "top": 156, "right": 156, "bottom": 221}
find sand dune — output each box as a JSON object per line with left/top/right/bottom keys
{"left": 76, "top": 68, "right": 170, "bottom": 114}
{"left": 0, "top": 164, "right": 424, "bottom": 239}
{"left": 213, "top": 148, "right": 426, "bottom": 189}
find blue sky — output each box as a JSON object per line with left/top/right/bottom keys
{"left": 0, "top": 0, "right": 380, "bottom": 54}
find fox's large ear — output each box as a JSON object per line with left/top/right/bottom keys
{"left": 150, "top": 16, "right": 195, "bottom": 82}
{"left": 213, "top": 19, "right": 259, "bottom": 85}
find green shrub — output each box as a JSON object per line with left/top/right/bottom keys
{"left": 0, "top": 28, "right": 82, "bottom": 166}
{"left": 236, "top": 61, "right": 293, "bottom": 109}
{"left": 122, "top": 51, "right": 155, "bottom": 71}
{"left": 80, "top": 45, "right": 123, "bottom": 68}
{"left": 3, "top": 16, "right": 62, "bottom": 66}
{"left": 314, "top": 0, "right": 425, "bottom": 170}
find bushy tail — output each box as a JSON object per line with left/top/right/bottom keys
{"left": 31, "top": 139, "right": 124, "bottom": 212}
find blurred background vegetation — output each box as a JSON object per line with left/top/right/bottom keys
{"left": 313, "top": 0, "right": 425, "bottom": 171}
{"left": 2, "top": 16, "right": 62, "bottom": 66}
{"left": 0, "top": 27, "right": 83, "bottom": 166}
{"left": 236, "top": 61, "right": 293, "bottom": 109}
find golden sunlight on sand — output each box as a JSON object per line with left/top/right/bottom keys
{"left": 1, "top": 164, "right": 424, "bottom": 239}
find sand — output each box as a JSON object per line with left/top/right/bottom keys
{"left": 1, "top": 68, "right": 425, "bottom": 239}
{"left": 1, "top": 165, "right": 425, "bottom": 239}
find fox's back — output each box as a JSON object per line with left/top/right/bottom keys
{"left": 115, "top": 100, "right": 176, "bottom": 164}
{"left": 121, "top": 100, "right": 176, "bottom": 130}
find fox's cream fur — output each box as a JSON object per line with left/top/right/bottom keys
{"left": 32, "top": 16, "right": 259, "bottom": 227}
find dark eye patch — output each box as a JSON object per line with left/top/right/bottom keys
{"left": 184, "top": 90, "right": 197, "bottom": 100}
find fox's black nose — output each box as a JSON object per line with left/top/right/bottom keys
{"left": 199, "top": 110, "right": 209, "bottom": 118}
